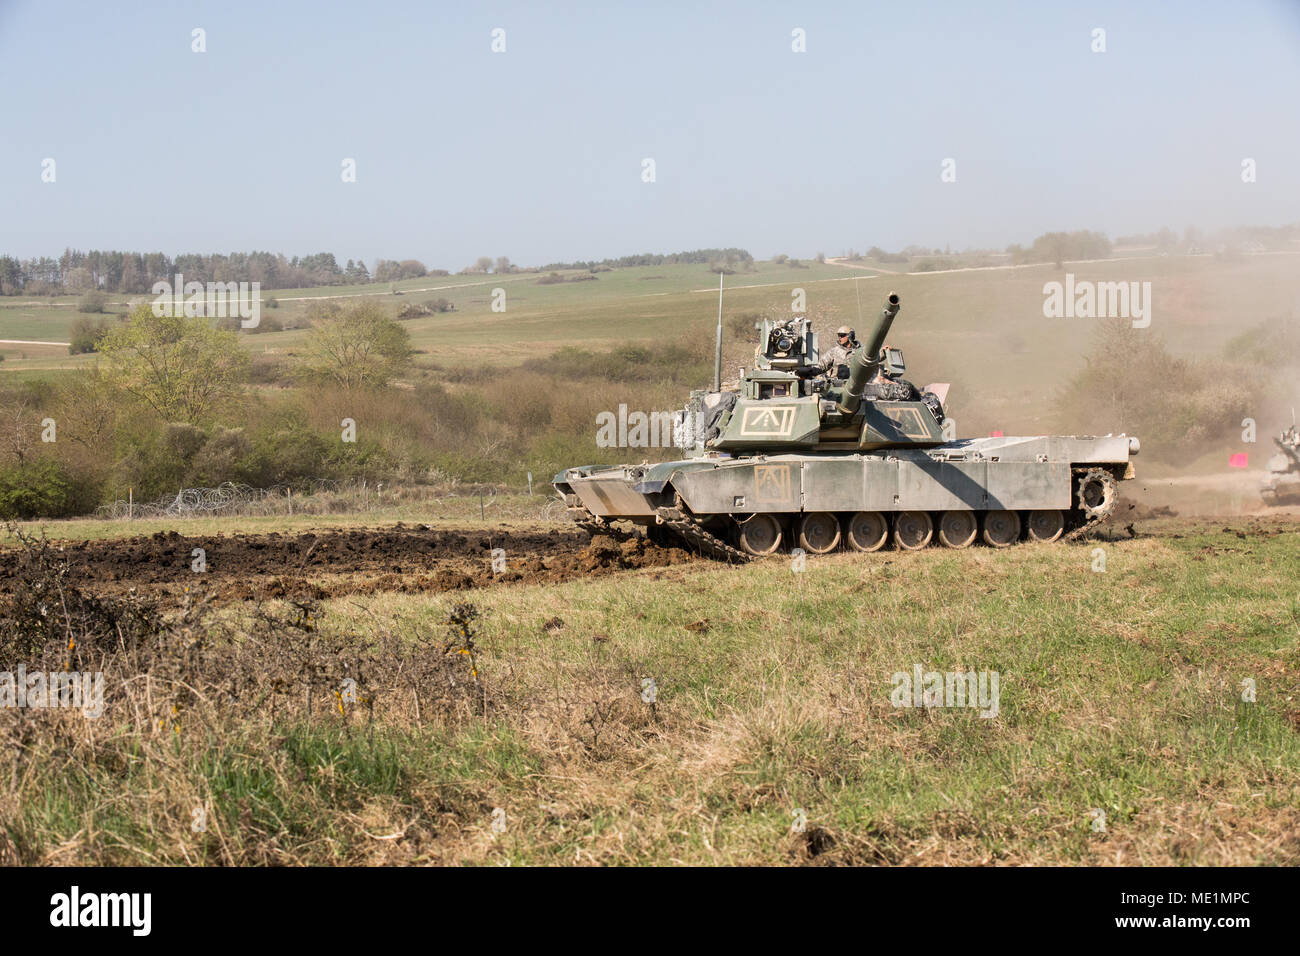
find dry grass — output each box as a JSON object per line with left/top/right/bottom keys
{"left": 2, "top": 517, "right": 1297, "bottom": 865}
{"left": 2, "top": 492, "right": 559, "bottom": 543}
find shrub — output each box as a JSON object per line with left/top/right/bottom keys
{"left": 0, "top": 459, "right": 78, "bottom": 519}
{"left": 239, "top": 409, "right": 333, "bottom": 487}
{"left": 68, "top": 316, "right": 110, "bottom": 354}
{"left": 189, "top": 427, "right": 253, "bottom": 487}
{"left": 77, "top": 290, "right": 108, "bottom": 314}
{"left": 1055, "top": 316, "right": 1262, "bottom": 458}
{"left": 300, "top": 302, "right": 412, "bottom": 390}
{"left": 395, "top": 300, "right": 454, "bottom": 319}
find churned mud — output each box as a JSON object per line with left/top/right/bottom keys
{"left": 4, "top": 507, "right": 1296, "bottom": 607}
{"left": 0, "top": 524, "right": 694, "bottom": 605}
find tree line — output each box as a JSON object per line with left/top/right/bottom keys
{"left": 535, "top": 248, "right": 754, "bottom": 271}
{"left": 0, "top": 246, "right": 759, "bottom": 295}
{"left": 0, "top": 249, "right": 392, "bottom": 296}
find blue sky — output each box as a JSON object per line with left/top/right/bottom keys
{"left": 2, "top": 0, "right": 1298, "bottom": 267}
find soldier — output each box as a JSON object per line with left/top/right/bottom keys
{"left": 819, "top": 325, "right": 857, "bottom": 376}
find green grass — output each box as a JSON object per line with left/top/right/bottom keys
{"left": 6, "top": 254, "right": 1299, "bottom": 437}
{"left": 3, "top": 492, "right": 555, "bottom": 543}
{"left": 5, "top": 519, "right": 1298, "bottom": 865}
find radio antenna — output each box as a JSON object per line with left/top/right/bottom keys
{"left": 852, "top": 273, "right": 863, "bottom": 343}
{"left": 712, "top": 272, "right": 723, "bottom": 392}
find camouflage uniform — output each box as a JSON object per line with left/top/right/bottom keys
{"left": 819, "top": 341, "right": 856, "bottom": 376}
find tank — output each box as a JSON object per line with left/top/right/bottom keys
{"left": 554, "top": 293, "right": 1140, "bottom": 560}
{"left": 1260, "top": 425, "right": 1300, "bottom": 505}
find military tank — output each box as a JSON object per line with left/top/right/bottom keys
{"left": 554, "top": 293, "right": 1139, "bottom": 560}
{"left": 1260, "top": 424, "right": 1300, "bottom": 505}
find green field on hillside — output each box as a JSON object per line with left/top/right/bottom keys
{"left": 7, "top": 254, "right": 1296, "bottom": 436}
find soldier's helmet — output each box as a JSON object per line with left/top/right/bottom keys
{"left": 836, "top": 325, "right": 852, "bottom": 339}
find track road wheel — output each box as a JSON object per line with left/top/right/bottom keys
{"left": 982, "top": 510, "right": 1021, "bottom": 547}
{"left": 736, "top": 514, "right": 782, "bottom": 556}
{"left": 938, "top": 510, "right": 977, "bottom": 548}
{"left": 894, "top": 511, "right": 933, "bottom": 551}
{"left": 1026, "top": 509, "right": 1064, "bottom": 543}
{"left": 846, "top": 512, "right": 889, "bottom": 552}
{"left": 797, "top": 512, "right": 841, "bottom": 554}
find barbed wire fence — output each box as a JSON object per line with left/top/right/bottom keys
{"left": 94, "top": 478, "right": 560, "bottom": 521}
{"left": 94, "top": 480, "right": 343, "bottom": 520}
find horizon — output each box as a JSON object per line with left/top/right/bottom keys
{"left": 6, "top": 219, "right": 1297, "bottom": 280}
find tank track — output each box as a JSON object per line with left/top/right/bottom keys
{"left": 1063, "top": 511, "right": 1110, "bottom": 542}
{"left": 1063, "top": 467, "right": 1118, "bottom": 541}
{"left": 566, "top": 468, "right": 1118, "bottom": 559}
{"left": 654, "top": 507, "right": 752, "bottom": 563}
{"left": 565, "top": 506, "right": 637, "bottom": 543}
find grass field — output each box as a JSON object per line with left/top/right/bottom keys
{"left": 7, "top": 252, "right": 1298, "bottom": 437}
{"left": 4, "top": 517, "right": 1298, "bottom": 865}
{"left": 1, "top": 492, "right": 554, "bottom": 543}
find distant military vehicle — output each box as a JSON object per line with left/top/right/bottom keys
{"left": 1261, "top": 424, "right": 1300, "bottom": 506}
{"left": 555, "top": 292, "right": 1139, "bottom": 559}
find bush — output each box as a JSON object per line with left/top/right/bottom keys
{"left": 396, "top": 299, "right": 454, "bottom": 319}
{"left": 189, "top": 427, "right": 253, "bottom": 487}
{"left": 68, "top": 317, "right": 110, "bottom": 354}
{"left": 249, "top": 354, "right": 294, "bottom": 386}
{"left": 533, "top": 343, "right": 710, "bottom": 385}
{"left": 300, "top": 302, "right": 411, "bottom": 390}
{"left": 1055, "top": 316, "right": 1262, "bottom": 458}
{"left": 77, "top": 291, "right": 108, "bottom": 314}
{"left": 239, "top": 409, "right": 334, "bottom": 487}
{"left": 0, "top": 459, "right": 80, "bottom": 519}
{"left": 1225, "top": 315, "right": 1300, "bottom": 369}
{"left": 219, "top": 315, "right": 282, "bottom": 333}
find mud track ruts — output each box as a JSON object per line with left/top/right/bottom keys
{"left": 0, "top": 525, "right": 697, "bottom": 605}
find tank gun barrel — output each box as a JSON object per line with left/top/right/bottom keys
{"left": 837, "top": 293, "right": 901, "bottom": 414}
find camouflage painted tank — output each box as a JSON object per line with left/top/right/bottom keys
{"left": 1261, "top": 425, "right": 1300, "bottom": 506}
{"left": 554, "top": 293, "right": 1139, "bottom": 559}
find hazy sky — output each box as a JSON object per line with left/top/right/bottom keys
{"left": 3, "top": 0, "right": 1299, "bottom": 267}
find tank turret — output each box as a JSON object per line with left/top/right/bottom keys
{"left": 1261, "top": 424, "right": 1300, "bottom": 505}
{"left": 702, "top": 293, "right": 946, "bottom": 452}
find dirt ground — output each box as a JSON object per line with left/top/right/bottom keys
{"left": 4, "top": 485, "right": 1298, "bottom": 607}
{"left": 0, "top": 523, "right": 694, "bottom": 605}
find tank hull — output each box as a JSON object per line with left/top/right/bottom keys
{"left": 1261, "top": 475, "right": 1300, "bottom": 506}
{"left": 554, "top": 434, "right": 1137, "bottom": 553}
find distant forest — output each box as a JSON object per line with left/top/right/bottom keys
{"left": 0, "top": 246, "right": 758, "bottom": 295}
{"left": 537, "top": 248, "right": 754, "bottom": 271}
{"left": 0, "top": 250, "right": 411, "bottom": 296}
